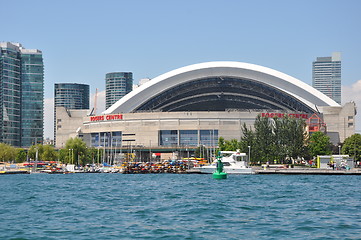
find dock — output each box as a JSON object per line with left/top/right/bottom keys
{"left": 255, "top": 168, "right": 361, "bottom": 175}
{"left": 0, "top": 170, "right": 29, "bottom": 175}
{"left": 186, "top": 167, "right": 361, "bottom": 175}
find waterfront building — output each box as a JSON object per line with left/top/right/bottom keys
{"left": 56, "top": 62, "right": 356, "bottom": 159}
{"left": 105, "top": 72, "right": 133, "bottom": 110}
{"left": 0, "top": 42, "right": 44, "bottom": 147}
{"left": 312, "top": 52, "right": 341, "bottom": 104}
{"left": 54, "top": 83, "right": 89, "bottom": 145}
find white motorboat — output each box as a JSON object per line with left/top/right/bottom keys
{"left": 194, "top": 150, "right": 254, "bottom": 174}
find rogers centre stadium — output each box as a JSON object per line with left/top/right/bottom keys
{"left": 55, "top": 61, "right": 356, "bottom": 160}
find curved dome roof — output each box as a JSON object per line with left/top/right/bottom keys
{"left": 104, "top": 61, "right": 339, "bottom": 114}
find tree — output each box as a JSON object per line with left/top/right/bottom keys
{"left": 218, "top": 137, "right": 243, "bottom": 152}
{"left": 58, "top": 148, "right": 69, "bottom": 163}
{"left": 273, "top": 116, "right": 307, "bottom": 161}
{"left": 223, "top": 139, "right": 242, "bottom": 151}
{"left": 0, "top": 143, "right": 18, "bottom": 162}
{"left": 308, "top": 131, "right": 332, "bottom": 157}
{"left": 218, "top": 115, "right": 308, "bottom": 164}
{"left": 85, "top": 147, "right": 99, "bottom": 165}
{"left": 41, "top": 145, "right": 58, "bottom": 161}
{"left": 15, "top": 149, "right": 27, "bottom": 163}
{"left": 240, "top": 123, "right": 255, "bottom": 161}
{"left": 342, "top": 133, "right": 361, "bottom": 162}
{"left": 28, "top": 144, "right": 57, "bottom": 162}
{"left": 239, "top": 115, "right": 308, "bottom": 164}
{"left": 218, "top": 137, "right": 226, "bottom": 151}
{"left": 28, "top": 144, "right": 44, "bottom": 161}
{"left": 253, "top": 116, "right": 275, "bottom": 163}
{"left": 64, "top": 137, "right": 89, "bottom": 165}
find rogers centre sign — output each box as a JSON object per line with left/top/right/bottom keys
{"left": 261, "top": 113, "right": 309, "bottom": 119}
{"left": 90, "top": 114, "right": 123, "bottom": 122}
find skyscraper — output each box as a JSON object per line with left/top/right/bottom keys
{"left": 54, "top": 83, "right": 89, "bottom": 145}
{"left": 312, "top": 52, "right": 341, "bottom": 104}
{"left": 54, "top": 83, "right": 90, "bottom": 110}
{"left": 0, "top": 42, "right": 44, "bottom": 147}
{"left": 105, "top": 72, "right": 133, "bottom": 109}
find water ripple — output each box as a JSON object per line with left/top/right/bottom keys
{"left": 1, "top": 174, "right": 361, "bottom": 239}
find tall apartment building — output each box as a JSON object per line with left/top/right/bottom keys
{"left": 312, "top": 52, "right": 341, "bottom": 104}
{"left": 105, "top": 72, "right": 133, "bottom": 109}
{"left": 0, "top": 42, "right": 44, "bottom": 147}
{"left": 54, "top": 83, "right": 89, "bottom": 145}
{"left": 54, "top": 83, "right": 89, "bottom": 109}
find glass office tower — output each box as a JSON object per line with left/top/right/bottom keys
{"left": 0, "top": 42, "right": 44, "bottom": 147}
{"left": 21, "top": 49, "right": 44, "bottom": 147}
{"left": 105, "top": 72, "right": 133, "bottom": 109}
{"left": 54, "top": 83, "right": 89, "bottom": 145}
{"left": 312, "top": 52, "right": 341, "bottom": 104}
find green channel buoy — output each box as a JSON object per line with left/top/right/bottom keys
{"left": 213, "top": 153, "right": 227, "bottom": 179}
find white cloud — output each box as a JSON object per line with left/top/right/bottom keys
{"left": 44, "top": 98, "right": 54, "bottom": 139}
{"left": 90, "top": 90, "right": 106, "bottom": 114}
{"left": 342, "top": 80, "right": 361, "bottom": 103}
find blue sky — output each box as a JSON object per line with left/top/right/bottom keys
{"left": 2, "top": 0, "right": 361, "bottom": 138}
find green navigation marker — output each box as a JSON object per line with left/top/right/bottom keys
{"left": 213, "top": 152, "right": 227, "bottom": 179}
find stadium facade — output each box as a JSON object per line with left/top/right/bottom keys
{"left": 55, "top": 62, "right": 356, "bottom": 160}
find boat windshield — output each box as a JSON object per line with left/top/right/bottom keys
{"left": 221, "top": 153, "right": 233, "bottom": 157}
{"left": 233, "top": 155, "right": 246, "bottom": 161}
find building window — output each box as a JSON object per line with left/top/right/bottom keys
{"left": 348, "top": 116, "right": 354, "bottom": 121}
{"left": 159, "top": 129, "right": 218, "bottom": 147}
{"left": 348, "top": 123, "right": 354, "bottom": 127}
{"left": 159, "top": 130, "right": 178, "bottom": 146}
{"left": 91, "top": 133, "right": 100, "bottom": 147}
{"left": 111, "top": 132, "right": 122, "bottom": 147}
{"left": 200, "top": 130, "right": 218, "bottom": 147}
{"left": 91, "top": 131, "right": 122, "bottom": 147}
{"left": 180, "top": 130, "right": 198, "bottom": 146}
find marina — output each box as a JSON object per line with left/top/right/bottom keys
{"left": 2, "top": 162, "right": 361, "bottom": 175}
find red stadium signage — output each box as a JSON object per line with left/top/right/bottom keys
{"left": 90, "top": 114, "right": 123, "bottom": 122}
{"left": 261, "top": 113, "right": 309, "bottom": 119}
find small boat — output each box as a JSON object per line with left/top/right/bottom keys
{"left": 194, "top": 150, "right": 254, "bottom": 174}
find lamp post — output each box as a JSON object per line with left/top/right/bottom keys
{"left": 248, "top": 146, "right": 251, "bottom": 164}
{"left": 338, "top": 145, "right": 341, "bottom": 155}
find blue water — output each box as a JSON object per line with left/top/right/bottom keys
{"left": 1, "top": 174, "right": 361, "bottom": 240}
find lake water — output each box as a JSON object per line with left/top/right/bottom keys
{"left": 1, "top": 174, "right": 361, "bottom": 239}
